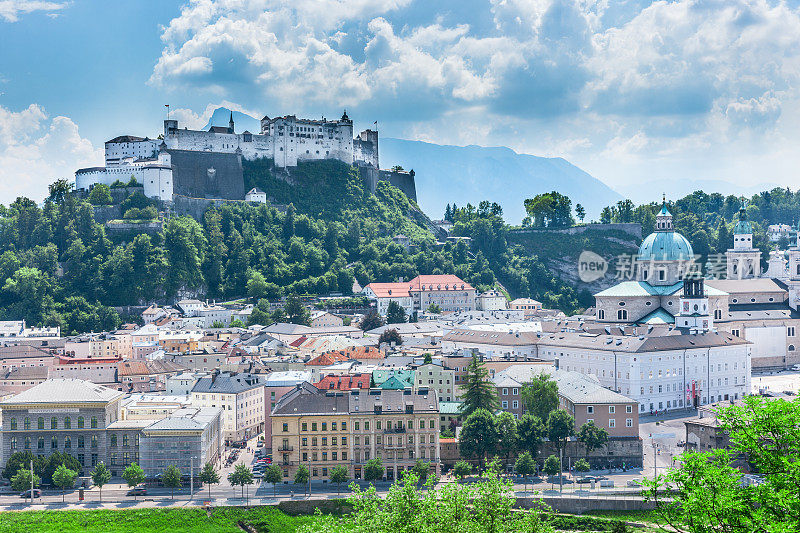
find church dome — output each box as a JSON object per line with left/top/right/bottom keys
{"left": 733, "top": 220, "right": 752, "bottom": 235}
{"left": 638, "top": 231, "right": 694, "bottom": 261}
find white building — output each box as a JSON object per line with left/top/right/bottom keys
{"left": 190, "top": 371, "right": 265, "bottom": 443}
{"left": 768, "top": 224, "right": 793, "bottom": 242}
{"left": 310, "top": 311, "right": 344, "bottom": 328}
{"left": 362, "top": 283, "right": 414, "bottom": 317}
{"left": 245, "top": 187, "right": 267, "bottom": 203}
{"left": 75, "top": 147, "right": 173, "bottom": 201}
{"left": 536, "top": 330, "right": 751, "bottom": 414}
{"left": 476, "top": 290, "right": 508, "bottom": 311}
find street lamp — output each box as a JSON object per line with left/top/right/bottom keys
{"left": 190, "top": 456, "right": 197, "bottom": 501}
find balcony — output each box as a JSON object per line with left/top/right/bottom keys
{"left": 384, "top": 427, "right": 406, "bottom": 434}
{"left": 278, "top": 445, "right": 294, "bottom": 452}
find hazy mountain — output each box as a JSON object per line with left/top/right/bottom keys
{"left": 203, "top": 107, "right": 261, "bottom": 133}
{"left": 380, "top": 138, "right": 621, "bottom": 223}
{"left": 618, "top": 178, "right": 782, "bottom": 205}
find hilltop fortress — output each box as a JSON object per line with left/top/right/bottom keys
{"left": 75, "top": 111, "right": 416, "bottom": 202}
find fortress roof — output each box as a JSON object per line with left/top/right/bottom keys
{"left": 106, "top": 135, "right": 148, "bottom": 144}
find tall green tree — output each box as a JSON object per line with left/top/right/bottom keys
{"left": 91, "top": 462, "right": 112, "bottom": 502}
{"left": 329, "top": 465, "right": 349, "bottom": 497}
{"left": 294, "top": 464, "right": 310, "bottom": 496}
{"left": 517, "top": 413, "right": 546, "bottom": 459}
{"left": 364, "top": 457, "right": 383, "bottom": 483}
{"left": 459, "top": 409, "right": 498, "bottom": 468}
{"left": 228, "top": 463, "right": 255, "bottom": 499}
{"left": 515, "top": 451, "right": 536, "bottom": 492}
{"left": 284, "top": 295, "right": 311, "bottom": 325}
{"left": 453, "top": 460, "right": 472, "bottom": 481}
{"left": 543, "top": 455, "right": 561, "bottom": 489}
{"left": 521, "top": 374, "right": 559, "bottom": 423}
{"left": 264, "top": 464, "right": 282, "bottom": 497}
{"left": 162, "top": 465, "right": 182, "bottom": 499}
{"left": 122, "top": 463, "right": 146, "bottom": 500}
{"left": 52, "top": 463, "right": 77, "bottom": 502}
{"left": 199, "top": 462, "right": 220, "bottom": 500}
{"left": 495, "top": 411, "right": 518, "bottom": 467}
{"left": 577, "top": 421, "right": 608, "bottom": 459}
{"left": 11, "top": 467, "right": 40, "bottom": 495}
{"left": 386, "top": 301, "right": 406, "bottom": 324}
{"left": 87, "top": 184, "right": 113, "bottom": 205}
{"left": 459, "top": 355, "right": 499, "bottom": 417}
{"left": 359, "top": 309, "right": 383, "bottom": 331}
{"left": 546, "top": 409, "right": 574, "bottom": 488}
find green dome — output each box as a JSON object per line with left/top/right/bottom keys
{"left": 638, "top": 231, "right": 694, "bottom": 261}
{"left": 733, "top": 220, "right": 752, "bottom": 235}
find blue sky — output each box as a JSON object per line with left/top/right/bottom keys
{"left": 3, "top": 0, "right": 800, "bottom": 201}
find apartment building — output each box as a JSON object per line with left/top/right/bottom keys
{"left": 191, "top": 371, "right": 265, "bottom": 443}
{"left": 410, "top": 362, "right": 455, "bottom": 403}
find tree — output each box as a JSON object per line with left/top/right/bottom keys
{"left": 364, "top": 457, "right": 383, "bottom": 483}
{"left": 3, "top": 451, "right": 45, "bottom": 482}
{"left": 162, "top": 465, "right": 182, "bottom": 499}
{"left": 517, "top": 413, "right": 545, "bottom": 459}
{"left": 359, "top": 309, "right": 383, "bottom": 331}
{"left": 574, "top": 458, "right": 591, "bottom": 474}
{"left": 41, "top": 452, "right": 82, "bottom": 486}
{"left": 412, "top": 459, "right": 431, "bottom": 482}
{"left": 11, "top": 467, "right": 40, "bottom": 497}
{"left": 48, "top": 179, "right": 73, "bottom": 205}
{"left": 515, "top": 451, "right": 536, "bottom": 492}
{"left": 329, "top": 465, "right": 349, "bottom": 497}
{"left": 575, "top": 203, "right": 586, "bottom": 223}
{"left": 521, "top": 373, "right": 559, "bottom": 423}
{"left": 577, "top": 421, "right": 608, "bottom": 459}
{"left": 547, "top": 409, "right": 575, "bottom": 490}
{"left": 378, "top": 328, "right": 402, "bottom": 346}
{"left": 228, "top": 463, "right": 255, "bottom": 500}
{"left": 122, "top": 463, "right": 146, "bottom": 500}
{"left": 524, "top": 191, "right": 574, "bottom": 227}
{"left": 426, "top": 303, "right": 441, "bottom": 314}
{"left": 199, "top": 462, "right": 220, "bottom": 500}
{"left": 386, "top": 301, "right": 406, "bottom": 324}
{"left": 88, "top": 183, "right": 113, "bottom": 205}
{"left": 284, "top": 295, "right": 310, "bottom": 325}
{"left": 459, "top": 409, "right": 498, "bottom": 468}
{"left": 91, "top": 462, "right": 112, "bottom": 502}
{"left": 52, "top": 463, "right": 77, "bottom": 502}
{"left": 453, "top": 460, "right": 472, "bottom": 481}
{"left": 645, "top": 396, "right": 800, "bottom": 532}
{"left": 543, "top": 455, "right": 561, "bottom": 489}
{"left": 265, "top": 464, "right": 282, "bottom": 497}
{"left": 423, "top": 353, "right": 433, "bottom": 364}
{"left": 459, "top": 355, "right": 498, "bottom": 417}
{"left": 294, "top": 464, "right": 310, "bottom": 496}
{"left": 495, "top": 411, "right": 518, "bottom": 467}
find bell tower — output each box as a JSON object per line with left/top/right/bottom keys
{"left": 726, "top": 198, "right": 761, "bottom": 279}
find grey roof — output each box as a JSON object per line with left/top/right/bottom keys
{"left": 191, "top": 372, "right": 264, "bottom": 394}
{"left": 2, "top": 365, "right": 49, "bottom": 380}
{"left": 536, "top": 330, "right": 749, "bottom": 353}
{"left": 349, "top": 388, "right": 439, "bottom": 414}
{"left": 705, "top": 278, "right": 787, "bottom": 295}
{"left": 263, "top": 323, "right": 314, "bottom": 335}
{"left": 143, "top": 407, "right": 221, "bottom": 432}
{"left": 0, "top": 344, "right": 54, "bottom": 360}
{"left": 272, "top": 382, "right": 349, "bottom": 416}
{"left": 493, "top": 366, "right": 635, "bottom": 405}
{"left": 443, "top": 328, "right": 539, "bottom": 346}
{"left": 1, "top": 379, "right": 124, "bottom": 405}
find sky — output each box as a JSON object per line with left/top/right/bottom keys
{"left": 2, "top": 0, "right": 800, "bottom": 202}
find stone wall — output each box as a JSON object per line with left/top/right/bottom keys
{"left": 510, "top": 223, "right": 642, "bottom": 239}
{"left": 360, "top": 165, "right": 418, "bottom": 203}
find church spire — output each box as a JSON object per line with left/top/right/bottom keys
{"left": 228, "top": 111, "right": 235, "bottom": 134}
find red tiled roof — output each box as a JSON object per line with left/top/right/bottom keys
{"left": 305, "top": 352, "right": 351, "bottom": 366}
{"left": 408, "top": 275, "right": 473, "bottom": 292}
{"left": 363, "top": 282, "right": 411, "bottom": 298}
{"left": 289, "top": 335, "right": 308, "bottom": 348}
{"left": 329, "top": 346, "right": 384, "bottom": 360}
{"left": 313, "top": 373, "right": 371, "bottom": 391}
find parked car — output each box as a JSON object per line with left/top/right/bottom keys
{"left": 20, "top": 489, "right": 41, "bottom": 498}
{"left": 576, "top": 476, "right": 596, "bottom": 484}
{"left": 230, "top": 441, "right": 247, "bottom": 449}
{"left": 126, "top": 486, "right": 147, "bottom": 496}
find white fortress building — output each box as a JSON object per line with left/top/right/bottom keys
{"left": 75, "top": 110, "right": 379, "bottom": 202}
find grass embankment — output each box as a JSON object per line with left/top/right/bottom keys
{"left": 0, "top": 507, "right": 334, "bottom": 533}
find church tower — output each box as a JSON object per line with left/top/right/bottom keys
{"left": 227, "top": 112, "right": 235, "bottom": 134}
{"left": 726, "top": 199, "right": 761, "bottom": 279}
{"left": 675, "top": 276, "right": 712, "bottom": 333}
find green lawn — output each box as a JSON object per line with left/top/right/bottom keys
{"left": 0, "top": 506, "right": 335, "bottom": 533}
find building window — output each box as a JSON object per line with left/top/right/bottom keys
{"left": 51, "top": 417, "right": 57, "bottom": 429}
{"left": 10, "top": 418, "right": 16, "bottom": 430}
{"left": 617, "top": 309, "right": 628, "bottom": 320}
{"left": 38, "top": 437, "right": 45, "bottom": 450}
{"left": 626, "top": 405, "right": 632, "bottom": 413}
{"left": 609, "top": 419, "right": 616, "bottom": 428}
{"left": 64, "top": 437, "right": 71, "bottom": 449}
{"left": 501, "top": 401, "right": 508, "bottom": 409}
{"left": 78, "top": 417, "right": 84, "bottom": 429}
{"left": 51, "top": 436, "right": 57, "bottom": 449}
{"left": 341, "top": 421, "right": 347, "bottom": 430}
{"left": 10, "top": 437, "right": 16, "bottom": 450}
{"left": 91, "top": 417, "right": 98, "bottom": 429}
{"left": 512, "top": 400, "right": 519, "bottom": 409}
{"left": 122, "top": 434, "right": 129, "bottom": 447}
{"left": 283, "top": 423, "right": 289, "bottom": 432}
{"left": 312, "top": 422, "right": 318, "bottom": 431}
{"left": 78, "top": 436, "right": 85, "bottom": 449}
{"left": 609, "top": 406, "right": 615, "bottom": 414}
{"left": 598, "top": 310, "right": 605, "bottom": 320}
{"left": 110, "top": 435, "right": 117, "bottom": 448}
{"left": 587, "top": 406, "right": 594, "bottom": 414}
{"left": 37, "top": 417, "right": 44, "bottom": 430}
{"left": 626, "top": 419, "right": 633, "bottom": 428}
{"left": 24, "top": 437, "right": 30, "bottom": 450}
{"left": 23, "top": 417, "right": 30, "bottom": 430}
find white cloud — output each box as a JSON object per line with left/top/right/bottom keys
{"left": 0, "top": 0, "right": 68, "bottom": 22}
{"left": 0, "top": 104, "right": 101, "bottom": 202}
{"left": 169, "top": 100, "right": 262, "bottom": 130}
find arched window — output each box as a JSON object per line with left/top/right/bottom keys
{"left": 51, "top": 417, "right": 58, "bottom": 429}
{"left": 37, "top": 417, "right": 44, "bottom": 430}
{"left": 24, "top": 437, "right": 31, "bottom": 450}
{"left": 64, "top": 436, "right": 72, "bottom": 449}
{"left": 77, "top": 436, "right": 85, "bottom": 449}
{"left": 64, "top": 417, "right": 71, "bottom": 429}
{"left": 77, "top": 417, "right": 84, "bottom": 429}
{"left": 598, "top": 309, "right": 605, "bottom": 320}
{"left": 91, "top": 417, "right": 98, "bottom": 429}
{"left": 23, "top": 417, "right": 30, "bottom": 430}
{"left": 10, "top": 418, "right": 17, "bottom": 430}
{"left": 617, "top": 309, "right": 628, "bottom": 321}
{"left": 51, "top": 436, "right": 58, "bottom": 449}
{"left": 37, "top": 437, "right": 44, "bottom": 450}
{"left": 10, "top": 437, "right": 17, "bottom": 450}
{"left": 790, "top": 345, "right": 796, "bottom": 352}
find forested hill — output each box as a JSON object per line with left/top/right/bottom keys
{"left": 0, "top": 161, "right": 585, "bottom": 334}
